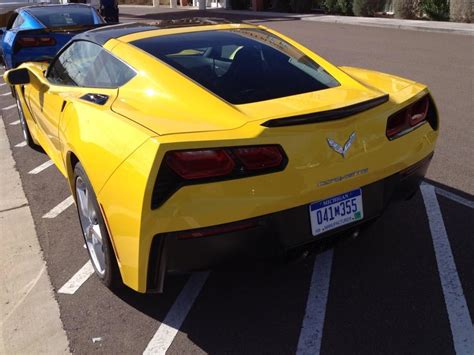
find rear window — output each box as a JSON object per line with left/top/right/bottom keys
{"left": 28, "top": 6, "right": 97, "bottom": 28}
{"left": 131, "top": 29, "right": 340, "bottom": 105}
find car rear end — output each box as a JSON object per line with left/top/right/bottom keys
{"left": 96, "top": 25, "right": 439, "bottom": 292}
{"left": 8, "top": 5, "right": 104, "bottom": 68}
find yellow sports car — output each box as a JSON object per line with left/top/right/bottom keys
{"left": 4, "top": 19, "right": 439, "bottom": 293}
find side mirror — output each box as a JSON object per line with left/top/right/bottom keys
{"left": 4, "top": 68, "right": 30, "bottom": 85}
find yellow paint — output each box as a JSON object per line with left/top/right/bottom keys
{"left": 4, "top": 23, "right": 438, "bottom": 292}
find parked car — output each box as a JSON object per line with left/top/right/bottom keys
{"left": 1, "top": 4, "right": 104, "bottom": 69}
{"left": 4, "top": 20, "right": 439, "bottom": 293}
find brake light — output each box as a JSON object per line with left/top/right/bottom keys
{"left": 17, "top": 36, "right": 56, "bottom": 48}
{"left": 153, "top": 145, "right": 287, "bottom": 208}
{"left": 386, "top": 96, "right": 430, "bottom": 139}
{"left": 166, "top": 149, "right": 235, "bottom": 180}
{"left": 233, "top": 146, "right": 284, "bottom": 170}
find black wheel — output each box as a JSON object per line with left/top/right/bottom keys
{"left": 15, "top": 95, "right": 42, "bottom": 151}
{"left": 74, "top": 162, "right": 122, "bottom": 290}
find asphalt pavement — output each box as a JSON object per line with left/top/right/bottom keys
{"left": 0, "top": 15, "right": 473, "bottom": 355}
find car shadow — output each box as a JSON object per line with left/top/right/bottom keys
{"left": 109, "top": 178, "right": 473, "bottom": 353}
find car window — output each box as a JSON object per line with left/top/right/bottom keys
{"left": 47, "top": 41, "right": 135, "bottom": 88}
{"left": 27, "top": 6, "right": 98, "bottom": 28}
{"left": 132, "top": 29, "right": 340, "bottom": 105}
{"left": 11, "top": 14, "right": 25, "bottom": 29}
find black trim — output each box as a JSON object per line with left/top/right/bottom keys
{"left": 80, "top": 93, "right": 109, "bottom": 105}
{"left": 151, "top": 145, "right": 288, "bottom": 209}
{"left": 74, "top": 23, "right": 159, "bottom": 45}
{"left": 73, "top": 18, "right": 235, "bottom": 46}
{"left": 261, "top": 94, "right": 389, "bottom": 128}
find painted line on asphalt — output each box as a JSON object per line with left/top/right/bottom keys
{"left": 42, "top": 195, "right": 74, "bottom": 219}
{"left": 143, "top": 272, "right": 210, "bottom": 355}
{"left": 0, "top": 83, "right": 6, "bottom": 87}
{"left": 1, "top": 92, "right": 10, "bottom": 96}
{"left": 14, "top": 141, "right": 27, "bottom": 148}
{"left": 28, "top": 160, "right": 54, "bottom": 174}
{"left": 296, "top": 249, "right": 333, "bottom": 355}
{"left": 9, "top": 119, "right": 20, "bottom": 126}
{"left": 2, "top": 104, "right": 16, "bottom": 111}
{"left": 420, "top": 184, "right": 474, "bottom": 355}
{"left": 435, "top": 187, "right": 474, "bottom": 209}
{"left": 58, "top": 261, "right": 94, "bottom": 295}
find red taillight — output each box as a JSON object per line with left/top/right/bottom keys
{"left": 166, "top": 149, "right": 235, "bottom": 180}
{"left": 386, "top": 96, "right": 430, "bottom": 139}
{"left": 233, "top": 146, "right": 284, "bottom": 170}
{"left": 165, "top": 145, "right": 286, "bottom": 181}
{"left": 17, "top": 36, "right": 56, "bottom": 48}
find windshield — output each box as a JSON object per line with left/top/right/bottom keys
{"left": 27, "top": 6, "right": 99, "bottom": 28}
{"left": 131, "top": 29, "right": 340, "bottom": 105}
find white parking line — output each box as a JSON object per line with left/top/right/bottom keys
{"left": 14, "top": 141, "right": 27, "bottom": 148}
{"left": 9, "top": 119, "right": 20, "bottom": 126}
{"left": 2, "top": 104, "right": 16, "bottom": 111}
{"left": 1, "top": 92, "right": 10, "bottom": 96}
{"left": 42, "top": 196, "right": 74, "bottom": 219}
{"left": 420, "top": 184, "right": 474, "bottom": 355}
{"left": 28, "top": 160, "right": 54, "bottom": 174}
{"left": 143, "top": 272, "right": 210, "bottom": 355}
{"left": 0, "top": 83, "right": 6, "bottom": 87}
{"left": 297, "top": 249, "right": 333, "bottom": 355}
{"left": 58, "top": 261, "right": 94, "bottom": 295}
{"left": 435, "top": 187, "right": 474, "bottom": 209}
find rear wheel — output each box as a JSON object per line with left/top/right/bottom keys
{"left": 16, "top": 96, "right": 41, "bottom": 151}
{"left": 74, "top": 163, "right": 122, "bottom": 290}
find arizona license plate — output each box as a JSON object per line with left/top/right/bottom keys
{"left": 309, "top": 189, "right": 364, "bottom": 236}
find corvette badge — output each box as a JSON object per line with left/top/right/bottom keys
{"left": 327, "top": 132, "right": 356, "bottom": 158}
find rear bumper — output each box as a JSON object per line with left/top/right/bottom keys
{"left": 147, "top": 153, "right": 433, "bottom": 292}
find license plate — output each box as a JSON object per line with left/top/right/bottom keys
{"left": 309, "top": 189, "right": 364, "bottom": 236}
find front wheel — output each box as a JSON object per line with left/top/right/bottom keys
{"left": 74, "top": 163, "right": 122, "bottom": 290}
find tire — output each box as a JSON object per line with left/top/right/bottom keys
{"left": 74, "top": 162, "right": 122, "bottom": 290}
{"left": 15, "top": 95, "right": 42, "bottom": 151}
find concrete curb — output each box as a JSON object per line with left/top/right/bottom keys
{"left": 0, "top": 112, "right": 70, "bottom": 354}
{"left": 119, "top": 6, "right": 474, "bottom": 35}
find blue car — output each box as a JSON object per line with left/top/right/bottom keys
{"left": 1, "top": 4, "right": 104, "bottom": 69}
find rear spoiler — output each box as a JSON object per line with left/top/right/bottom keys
{"left": 261, "top": 94, "right": 389, "bottom": 128}
{"left": 16, "top": 23, "right": 113, "bottom": 36}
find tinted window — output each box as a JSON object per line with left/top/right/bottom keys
{"left": 28, "top": 6, "right": 98, "bottom": 28}
{"left": 47, "top": 41, "right": 135, "bottom": 88}
{"left": 11, "top": 14, "right": 25, "bottom": 29}
{"left": 132, "top": 29, "right": 340, "bottom": 105}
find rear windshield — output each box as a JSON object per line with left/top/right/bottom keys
{"left": 28, "top": 6, "right": 97, "bottom": 28}
{"left": 131, "top": 29, "right": 340, "bottom": 105}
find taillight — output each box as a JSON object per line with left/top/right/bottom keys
{"left": 16, "top": 36, "right": 56, "bottom": 49}
{"left": 233, "top": 146, "right": 284, "bottom": 170}
{"left": 166, "top": 149, "right": 235, "bottom": 180}
{"left": 153, "top": 145, "right": 287, "bottom": 208}
{"left": 386, "top": 96, "right": 430, "bottom": 140}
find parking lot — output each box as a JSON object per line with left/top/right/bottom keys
{"left": 1, "top": 16, "right": 473, "bottom": 354}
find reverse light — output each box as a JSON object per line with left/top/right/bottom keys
{"left": 386, "top": 96, "right": 431, "bottom": 139}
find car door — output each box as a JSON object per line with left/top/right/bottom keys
{"left": 26, "top": 40, "right": 134, "bottom": 168}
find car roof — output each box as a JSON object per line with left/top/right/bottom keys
{"left": 19, "top": 3, "right": 92, "bottom": 14}
{"left": 75, "top": 18, "right": 243, "bottom": 46}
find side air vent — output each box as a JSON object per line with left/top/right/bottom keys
{"left": 80, "top": 93, "right": 109, "bottom": 105}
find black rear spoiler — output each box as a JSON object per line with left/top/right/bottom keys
{"left": 17, "top": 23, "right": 113, "bottom": 36}
{"left": 261, "top": 94, "right": 389, "bottom": 128}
